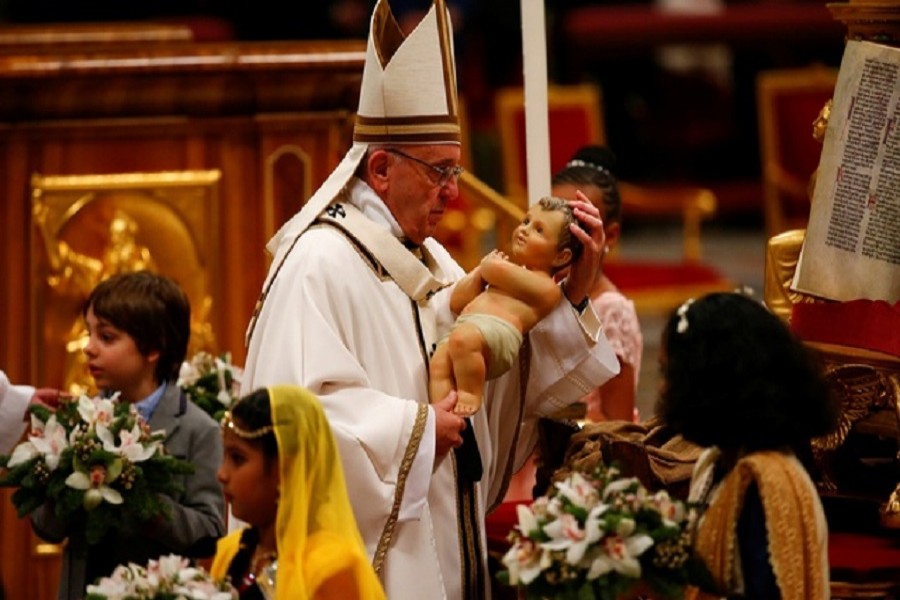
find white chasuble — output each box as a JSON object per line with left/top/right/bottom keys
{"left": 243, "top": 183, "right": 619, "bottom": 600}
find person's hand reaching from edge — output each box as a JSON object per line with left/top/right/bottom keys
{"left": 562, "top": 190, "right": 606, "bottom": 308}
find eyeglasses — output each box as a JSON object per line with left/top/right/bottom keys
{"left": 385, "top": 148, "right": 464, "bottom": 187}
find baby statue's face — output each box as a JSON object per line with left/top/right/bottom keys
{"left": 510, "top": 205, "right": 568, "bottom": 272}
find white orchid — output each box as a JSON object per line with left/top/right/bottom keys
{"left": 97, "top": 423, "right": 159, "bottom": 463}
{"left": 543, "top": 503, "right": 610, "bottom": 565}
{"left": 86, "top": 554, "right": 236, "bottom": 599}
{"left": 77, "top": 394, "right": 117, "bottom": 428}
{"left": 0, "top": 391, "right": 195, "bottom": 551}
{"left": 177, "top": 359, "right": 203, "bottom": 388}
{"left": 602, "top": 475, "right": 641, "bottom": 500}
{"left": 586, "top": 531, "right": 654, "bottom": 580}
{"left": 648, "top": 490, "right": 686, "bottom": 527}
{"left": 502, "top": 534, "right": 549, "bottom": 585}
{"left": 555, "top": 471, "right": 601, "bottom": 510}
{"left": 497, "top": 465, "right": 695, "bottom": 597}
{"left": 65, "top": 464, "right": 123, "bottom": 509}
{"left": 7, "top": 414, "right": 70, "bottom": 471}
{"left": 179, "top": 351, "right": 243, "bottom": 416}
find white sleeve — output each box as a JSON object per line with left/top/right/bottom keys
{"left": 0, "top": 372, "right": 34, "bottom": 455}
{"left": 527, "top": 298, "right": 620, "bottom": 418}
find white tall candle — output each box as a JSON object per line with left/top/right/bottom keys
{"left": 520, "top": 0, "right": 551, "bottom": 206}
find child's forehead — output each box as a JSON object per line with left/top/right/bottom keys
{"left": 85, "top": 307, "right": 116, "bottom": 328}
{"left": 221, "top": 427, "right": 262, "bottom": 451}
{"left": 526, "top": 205, "right": 565, "bottom": 225}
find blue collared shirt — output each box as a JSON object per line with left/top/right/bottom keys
{"left": 134, "top": 382, "right": 167, "bottom": 423}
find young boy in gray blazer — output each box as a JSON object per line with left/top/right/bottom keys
{"left": 32, "top": 271, "right": 225, "bottom": 599}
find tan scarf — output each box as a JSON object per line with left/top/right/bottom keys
{"left": 688, "top": 451, "right": 827, "bottom": 600}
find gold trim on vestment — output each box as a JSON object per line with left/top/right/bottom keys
{"left": 373, "top": 402, "right": 429, "bottom": 576}
{"left": 692, "top": 451, "right": 827, "bottom": 600}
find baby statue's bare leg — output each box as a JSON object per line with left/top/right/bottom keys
{"left": 447, "top": 323, "right": 487, "bottom": 416}
{"left": 429, "top": 342, "right": 455, "bottom": 404}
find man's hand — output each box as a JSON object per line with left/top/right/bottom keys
{"left": 432, "top": 390, "right": 465, "bottom": 462}
{"left": 563, "top": 190, "right": 606, "bottom": 307}
{"left": 29, "top": 388, "right": 64, "bottom": 415}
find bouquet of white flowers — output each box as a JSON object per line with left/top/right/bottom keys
{"left": 0, "top": 394, "right": 193, "bottom": 545}
{"left": 85, "top": 553, "right": 237, "bottom": 600}
{"left": 177, "top": 352, "right": 242, "bottom": 422}
{"left": 498, "top": 463, "right": 708, "bottom": 600}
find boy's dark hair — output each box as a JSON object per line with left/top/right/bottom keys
{"left": 537, "top": 196, "right": 584, "bottom": 270}
{"left": 551, "top": 145, "right": 622, "bottom": 224}
{"left": 656, "top": 292, "right": 838, "bottom": 452}
{"left": 230, "top": 388, "right": 278, "bottom": 465}
{"left": 84, "top": 270, "right": 190, "bottom": 385}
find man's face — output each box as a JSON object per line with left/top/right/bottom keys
{"left": 380, "top": 144, "right": 462, "bottom": 245}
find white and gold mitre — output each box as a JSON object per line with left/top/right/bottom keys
{"left": 265, "top": 0, "right": 460, "bottom": 254}
{"left": 354, "top": 0, "right": 461, "bottom": 144}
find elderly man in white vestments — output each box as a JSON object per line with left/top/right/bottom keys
{"left": 241, "top": 1, "right": 620, "bottom": 598}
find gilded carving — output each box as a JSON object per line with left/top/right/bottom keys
{"left": 30, "top": 171, "right": 222, "bottom": 395}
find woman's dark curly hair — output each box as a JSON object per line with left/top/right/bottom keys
{"left": 551, "top": 144, "right": 622, "bottom": 224}
{"left": 656, "top": 292, "right": 838, "bottom": 451}
{"left": 230, "top": 388, "right": 278, "bottom": 465}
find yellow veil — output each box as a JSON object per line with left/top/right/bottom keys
{"left": 270, "top": 385, "right": 386, "bottom": 600}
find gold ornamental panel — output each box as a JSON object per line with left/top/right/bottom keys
{"left": 30, "top": 170, "right": 222, "bottom": 395}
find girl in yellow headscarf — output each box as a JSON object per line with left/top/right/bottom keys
{"left": 211, "top": 385, "right": 386, "bottom": 600}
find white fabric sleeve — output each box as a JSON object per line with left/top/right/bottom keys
{"left": 527, "top": 299, "right": 620, "bottom": 418}
{"left": 397, "top": 406, "right": 436, "bottom": 522}
{"left": 0, "top": 373, "right": 34, "bottom": 455}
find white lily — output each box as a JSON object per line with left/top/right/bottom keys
{"left": 97, "top": 423, "right": 158, "bottom": 463}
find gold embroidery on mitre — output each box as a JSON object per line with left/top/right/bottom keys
{"left": 354, "top": 0, "right": 460, "bottom": 146}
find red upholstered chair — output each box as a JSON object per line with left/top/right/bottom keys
{"left": 756, "top": 65, "right": 839, "bottom": 238}
{"left": 495, "top": 83, "right": 607, "bottom": 202}
{"left": 495, "top": 83, "right": 731, "bottom": 315}
{"left": 829, "top": 531, "right": 900, "bottom": 599}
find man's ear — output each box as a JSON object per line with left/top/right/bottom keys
{"left": 552, "top": 247, "right": 573, "bottom": 269}
{"left": 367, "top": 149, "right": 391, "bottom": 193}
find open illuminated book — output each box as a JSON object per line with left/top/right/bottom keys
{"left": 794, "top": 40, "right": 900, "bottom": 305}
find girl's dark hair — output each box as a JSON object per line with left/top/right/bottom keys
{"left": 551, "top": 145, "right": 622, "bottom": 224}
{"left": 230, "top": 388, "right": 278, "bottom": 463}
{"left": 656, "top": 292, "right": 838, "bottom": 452}
{"left": 85, "top": 270, "right": 190, "bottom": 384}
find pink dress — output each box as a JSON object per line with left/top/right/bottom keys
{"left": 582, "top": 290, "right": 642, "bottom": 420}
